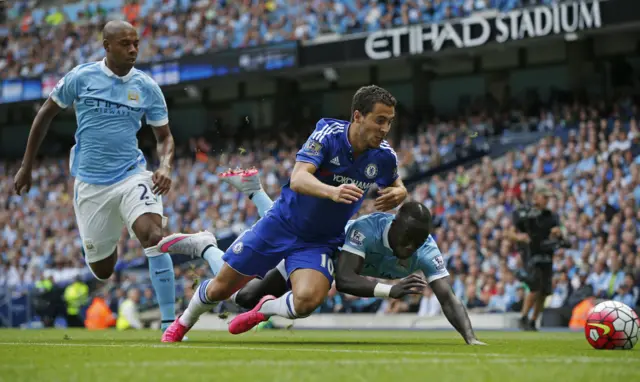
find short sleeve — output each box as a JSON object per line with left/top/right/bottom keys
{"left": 145, "top": 79, "right": 169, "bottom": 127}
{"left": 50, "top": 69, "right": 80, "bottom": 109}
{"left": 376, "top": 144, "right": 399, "bottom": 187}
{"left": 417, "top": 238, "right": 449, "bottom": 283}
{"left": 296, "top": 121, "right": 338, "bottom": 168}
{"left": 341, "top": 220, "right": 371, "bottom": 258}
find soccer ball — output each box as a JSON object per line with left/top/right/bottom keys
{"left": 584, "top": 300, "right": 640, "bottom": 350}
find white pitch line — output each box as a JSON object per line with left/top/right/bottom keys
{"left": 0, "top": 342, "right": 637, "bottom": 364}
{"left": 0, "top": 341, "right": 501, "bottom": 358}
{"left": 0, "top": 356, "right": 637, "bottom": 370}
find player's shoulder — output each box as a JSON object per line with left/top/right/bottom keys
{"left": 416, "top": 235, "right": 441, "bottom": 257}
{"left": 310, "top": 118, "right": 349, "bottom": 142}
{"left": 130, "top": 68, "right": 161, "bottom": 88}
{"left": 373, "top": 139, "right": 398, "bottom": 163}
{"left": 66, "top": 61, "right": 100, "bottom": 78}
{"left": 351, "top": 212, "right": 393, "bottom": 232}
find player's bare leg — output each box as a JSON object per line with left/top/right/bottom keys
{"left": 86, "top": 250, "right": 118, "bottom": 280}
{"left": 228, "top": 268, "right": 329, "bottom": 334}
{"left": 162, "top": 263, "right": 254, "bottom": 342}
{"left": 232, "top": 268, "right": 289, "bottom": 309}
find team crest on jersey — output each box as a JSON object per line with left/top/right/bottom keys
{"left": 303, "top": 139, "right": 323, "bottom": 156}
{"left": 365, "top": 163, "right": 378, "bottom": 179}
{"left": 232, "top": 241, "right": 244, "bottom": 254}
{"left": 128, "top": 90, "right": 140, "bottom": 103}
{"left": 349, "top": 229, "right": 366, "bottom": 246}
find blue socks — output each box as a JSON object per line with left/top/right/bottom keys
{"left": 203, "top": 246, "right": 225, "bottom": 275}
{"left": 250, "top": 190, "right": 274, "bottom": 218}
{"left": 145, "top": 247, "right": 175, "bottom": 331}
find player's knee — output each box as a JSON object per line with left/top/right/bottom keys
{"left": 139, "top": 225, "right": 164, "bottom": 249}
{"left": 292, "top": 288, "right": 325, "bottom": 317}
{"left": 205, "top": 278, "right": 236, "bottom": 302}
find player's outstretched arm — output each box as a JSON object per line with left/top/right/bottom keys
{"left": 290, "top": 162, "right": 363, "bottom": 203}
{"left": 14, "top": 98, "right": 62, "bottom": 194}
{"left": 430, "top": 277, "right": 486, "bottom": 345}
{"left": 335, "top": 251, "right": 427, "bottom": 298}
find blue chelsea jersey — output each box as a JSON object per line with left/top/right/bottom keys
{"left": 341, "top": 213, "right": 450, "bottom": 282}
{"left": 49, "top": 59, "right": 169, "bottom": 185}
{"left": 266, "top": 118, "right": 399, "bottom": 245}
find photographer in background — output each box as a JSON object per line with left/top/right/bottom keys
{"left": 507, "top": 182, "right": 567, "bottom": 331}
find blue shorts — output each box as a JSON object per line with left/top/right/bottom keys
{"left": 222, "top": 215, "right": 337, "bottom": 284}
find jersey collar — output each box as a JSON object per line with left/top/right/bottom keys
{"left": 343, "top": 123, "right": 354, "bottom": 155}
{"left": 383, "top": 221, "right": 392, "bottom": 250}
{"left": 100, "top": 58, "right": 135, "bottom": 83}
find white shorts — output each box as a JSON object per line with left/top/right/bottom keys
{"left": 73, "top": 171, "right": 165, "bottom": 263}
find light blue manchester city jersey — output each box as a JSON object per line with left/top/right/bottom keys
{"left": 341, "top": 213, "right": 449, "bottom": 282}
{"left": 50, "top": 59, "right": 169, "bottom": 185}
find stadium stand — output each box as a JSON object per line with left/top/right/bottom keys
{"left": 2, "top": 0, "right": 557, "bottom": 79}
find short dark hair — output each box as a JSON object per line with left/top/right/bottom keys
{"left": 350, "top": 85, "right": 397, "bottom": 120}
{"left": 395, "top": 201, "right": 433, "bottom": 239}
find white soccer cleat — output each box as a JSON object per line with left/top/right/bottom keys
{"left": 219, "top": 167, "right": 263, "bottom": 195}
{"left": 158, "top": 231, "right": 217, "bottom": 259}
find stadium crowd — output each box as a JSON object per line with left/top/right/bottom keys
{"left": 2, "top": 0, "right": 556, "bottom": 79}
{"left": 2, "top": 93, "right": 640, "bottom": 326}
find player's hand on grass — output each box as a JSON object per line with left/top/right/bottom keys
{"left": 389, "top": 274, "right": 428, "bottom": 299}
{"left": 466, "top": 338, "right": 488, "bottom": 346}
{"left": 13, "top": 166, "right": 32, "bottom": 195}
{"left": 374, "top": 186, "right": 407, "bottom": 211}
{"left": 152, "top": 166, "right": 172, "bottom": 195}
{"left": 331, "top": 184, "right": 364, "bottom": 204}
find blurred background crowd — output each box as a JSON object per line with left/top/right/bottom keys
{"left": 2, "top": 0, "right": 555, "bottom": 79}
{"left": 1, "top": 0, "right": 640, "bottom": 330}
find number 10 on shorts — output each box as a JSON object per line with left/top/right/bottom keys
{"left": 320, "top": 254, "right": 334, "bottom": 276}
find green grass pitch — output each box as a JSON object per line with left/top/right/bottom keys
{"left": 1, "top": 329, "right": 639, "bottom": 382}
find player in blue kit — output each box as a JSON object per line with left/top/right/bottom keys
{"left": 215, "top": 169, "right": 485, "bottom": 345}
{"left": 161, "top": 85, "right": 408, "bottom": 342}
{"left": 13, "top": 20, "right": 214, "bottom": 333}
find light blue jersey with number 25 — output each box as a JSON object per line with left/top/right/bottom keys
{"left": 340, "top": 213, "right": 449, "bottom": 282}
{"left": 50, "top": 59, "right": 169, "bottom": 186}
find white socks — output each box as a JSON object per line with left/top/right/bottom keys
{"left": 179, "top": 279, "right": 217, "bottom": 327}
{"left": 258, "top": 291, "right": 299, "bottom": 319}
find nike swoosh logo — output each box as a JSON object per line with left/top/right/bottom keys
{"left": 587, "top": 323, "right": 610, "bottom": 335}
{"left": 468, "top": 131, "right": 478, "bottom": 138}
{"left": 87, "top": 87, "right": 97, "bottom": 92}
{"left": 155, "top": 269, "right": 170, "bottom": 275}
{"left": 145, "top": 201, "right": 155, "bottom": 206}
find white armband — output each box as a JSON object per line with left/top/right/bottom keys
{"left": 373, "top": 283, "right": 393, "bottom": 298}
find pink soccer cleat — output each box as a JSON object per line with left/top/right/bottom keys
{"left": 219, "top": 167, "right": 262, "bottom": 195}
{"left": 161, "top": 316, "right": 191, "bottom": 343}
{"left": 158, "top": 231, "right": 217, "bottom": 259}
{"left": 228, "top": 295, "right": 275, "bottom": 335}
